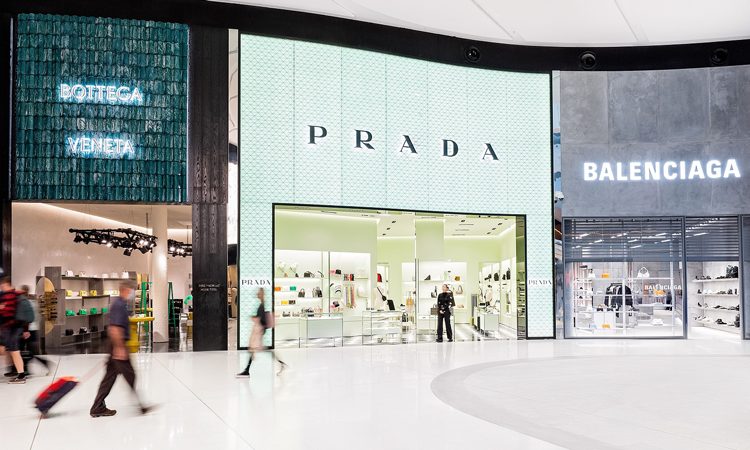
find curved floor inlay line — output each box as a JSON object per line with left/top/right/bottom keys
{"left": 431, "top": 355, "right": 750, "bottom": 450}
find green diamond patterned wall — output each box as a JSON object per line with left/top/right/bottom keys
{"left": 239, "top": 35, "right": 554, "bottom": 343}
{"left": 14, "top": 14, "right": 188, "bottom": 202}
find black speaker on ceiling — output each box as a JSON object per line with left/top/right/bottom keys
{"left": 710, "top": 48, "right": 729, "bottom": 66}
{"left": 579, "top": 51, "right": 597, "bottom": 70}
{"left": 465, "top": 46, "right": 481, "bottom": 63}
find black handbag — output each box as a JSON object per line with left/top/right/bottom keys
{"left": 298, "top": 289, "right": 305, "bottom": 298}
{"left": 304, "top": 271, "right": 313, "bottom": 278}
{"left": 493, "top": 273, "right": 500, "bottom": 281}
{"left": 506, "top": 268, "right": 511, "bottom": 280}
{"left": 313, "top": 287, "right": 322, "bottom": 297}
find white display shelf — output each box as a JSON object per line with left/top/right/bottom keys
{"left": 690, "top": 306, "right": 740, "bottom": 313}
{"left": 696, "top": 294, "right": 738, "bottom": 297}
{"left": 691, "top": 278, "right": 739, "bottom": 283}
{"left": 693, "top": 319, "right": 741, "bottom": 334}
{"left": 275, "top": 277, "right": 324, "bottom": 282}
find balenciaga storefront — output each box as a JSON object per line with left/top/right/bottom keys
{"left": 558, "top": 67, "right": 750, "bottom": 340}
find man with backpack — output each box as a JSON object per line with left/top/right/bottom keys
{"left": 16, "top": 285, "right": 52, "bottom": 376}
{"left": 236, "top": 286, "right": 286, "bottom": 378}
{"left": 0, "top": 276, "right": 31, "bottom": 384}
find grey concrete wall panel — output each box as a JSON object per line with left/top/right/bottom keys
{"left": 737, "top": 67, "right": 750, "bottom": 139}
{"left": 608, "top": 71, "right": 659, "bottom": 143}
{"left": 560, "top": 72, "right": 608, "bottom": 144}
{"left": 658, "top": 69, "right": 708, "bottom": 143}
{"left": 709, "top": 67, "right": 739, "bottom": 140}
{"left": 560, "top": 67, "right": 750, "bottom": 218}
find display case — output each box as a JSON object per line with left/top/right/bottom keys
{"left": 298, "top": 313, "right": 344, "bottom": 347}
{"left": 362, "top": 310, "right": 402, "bottom": 344}
{"left": 688, "top": 261, "right": 741, "bottom": 335}
{"left": 563, "top": 217, "right": 685, "bottom": 338}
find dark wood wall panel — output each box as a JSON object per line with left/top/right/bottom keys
{"left": 189, "top": 26, "right": 228, "bottom": 351}
{"left": 1, "top": 13, "right": 12, "bottom": 276}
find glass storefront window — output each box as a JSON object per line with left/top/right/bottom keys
{"left": 564, "top": 218, "right": 685, "bottom": 338}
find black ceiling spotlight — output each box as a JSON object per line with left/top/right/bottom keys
{"left": 465, "top": 45, "right": 481, "bottom": 63}
{"left": 710, "top": 47, "right": 729, "bottom": 66}
{"left": 69, "top": 228, "right": 158, "bottom": 256}
{"left": 579, "top": 51, "right": 597, "bottom": 70}
{"left": 167, "top": 239, "right": 192, "bottom": 257}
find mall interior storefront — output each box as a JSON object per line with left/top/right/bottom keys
{"left": 563, "top": 216, "right": 746, "bottom": 339}
{"left": 236, "top": 33, "right": 555, "bottom": 348}
{"left": 272, "top": 205, "right": 527, "bottom": 347}
{"left": 558, "top": 67, "right": 750, "bottom": 340}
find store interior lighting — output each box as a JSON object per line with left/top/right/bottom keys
{"left": 69, "top": 228, "right": 158, "bottom": 256}
{"left": 167, "top": 239, "right": 192, "bottom": 257}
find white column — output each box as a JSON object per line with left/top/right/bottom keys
{"left": 151, "top": 205, "right": 169, "bottom": 343}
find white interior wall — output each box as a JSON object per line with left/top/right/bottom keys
{"left": 11, "top": 203, "right": 192, "bottom": 299}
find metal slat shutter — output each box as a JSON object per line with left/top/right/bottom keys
{"left": 685, "top": 217, "right": 739, "bottom": 262}
{"left": 564, "top": 217, "right": 683, "bottom": 262}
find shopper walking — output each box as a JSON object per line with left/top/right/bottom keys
{"left": 90, "top": 280, "right": 152, "bottom": 417}
{"left": 17, "top": 285, "right": 52, "bottom": 376}
{"left": 0, "top": 276, "right": 27, "bottom": 383}
{"left": 436, "top": 284, "right": 455, "bottom": 342}
{"left": 237, "top": 287, "right": 286, "bottom": 377}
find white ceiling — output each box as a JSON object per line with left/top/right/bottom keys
{"left": 216, "top": 0, "right": 750, "bottom": 47}
{"left": 49, "top": 203, "right": 192, "bottom": 230}
{"left": 277, "top": 206, "right": 515, "bottom": 237}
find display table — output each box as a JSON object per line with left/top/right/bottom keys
{"left": 453, "top": 307, "right": 469, "bottom": 324}
{"left": 127, "top": 316, "right": 154, "bottom": 353}
{"left": 299, "top": 314, "right": 343, "bottom": 347}
{"left": 479, "top": 311, "right": 500, "bottom": 335}
{"left": 362, "top": 310, "right": 402, "bottom": 344}
{"left": 275, "top": 316, "right": 300, "bottom": 341}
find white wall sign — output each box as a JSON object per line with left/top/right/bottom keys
{"left": 583, "top": 159, "right": 741, "bottom": 181}
{"left": 66, "top": 135, "right": 136, "bottom": 159}
{"left": 59, "top": 83, "right": 144, "bottom": 105}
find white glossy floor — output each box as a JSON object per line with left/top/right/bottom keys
{"left": 3, "top": 337, "right": 750, "bottom": 449}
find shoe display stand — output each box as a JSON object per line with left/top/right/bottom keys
{"left": 39, "top": 266, "right": 138, "bottom": 350}
{"left": 566, "top": 262, "right": 683, "bottom": 337}
{"left": 688, "top": 261, "right": 741, "bottom": 336}
{"left": 274, "top": 249, "right": 371, "bottom": 345}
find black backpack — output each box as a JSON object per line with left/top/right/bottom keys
{"left": 257, "top": 302, "right": 268, "bottom": 328}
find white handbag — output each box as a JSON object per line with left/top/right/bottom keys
{"left": 636, "top": 267, "right": 650, "bottom": 278}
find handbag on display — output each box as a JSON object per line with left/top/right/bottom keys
{"left": 79, "top": 290, "right": 89, "bottom": 297}
{"left": 454, "top": 275, "right": 461, "bottom": 281}
{"left": 636, "top": 267, "right": 650, "bottom": 278}
{"left": 121, "top": 271, "right": 129, "bottom": 279}
{"left": 65, "top": 290, "right": 74, "bottom": 298}
{"left": 274, "top": 286, "right": 281, "bottom": 292}
{"left": 431, "top": 287, "right": 438, "bottom": 298}
{"left": 304, "top": 271, "right": 313, "bottom": 278}
{"left": 506, "top": 269, "right": 511, "bottom": 280}
{"left": 89, "top": 290, "right": 98, "bottom": 296}
{"left": 455, "top": 284, "right": 463, "bottom": 295}
{"left": 357, "top": 286, "right": 367, "bottom": 298}
{"left": 65, "top": 270, "right": 74, "bottom": 277}
{"left": 313, "top": 287, "right": 322, "bottom": 298}
{"left": 601, "top": 273, "right": 610, "bottom": 278}
{"left": 290, "top": 286, "right": 297, "bottom": 292}
{"left": 78, "top": 272, "right": 86, "bottom": 277}
{"left": 377, "top": 273, "right": 383, "bottom": 283}
{"left": 297, "top": 289, "right": 305, "bottom": 298}
{"left": 588, "top": 269, "right": 595, "bottom": 279}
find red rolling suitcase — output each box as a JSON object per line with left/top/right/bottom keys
{"left": 34, "top": 361, "right": 104, "bottom": 416}
{"left": 35, "top": 376, "right": 79, "bottom": 415}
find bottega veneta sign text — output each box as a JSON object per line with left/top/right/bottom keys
{"left": 584, "top": 159, "right": 741, "bottom": 181}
